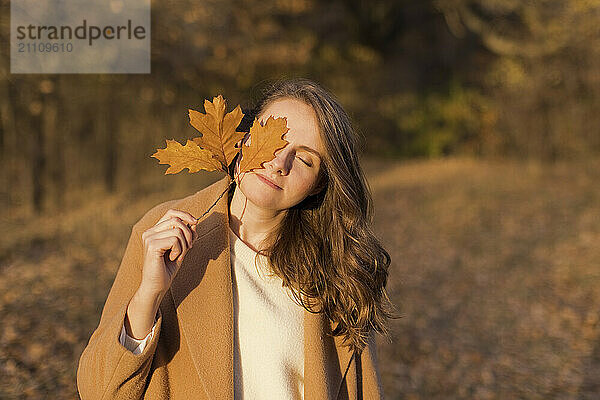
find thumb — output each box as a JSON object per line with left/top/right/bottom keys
{"left": 191, "top": 222, "right": 198, "bottom": 241}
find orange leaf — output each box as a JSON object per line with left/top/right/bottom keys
{"left": 239, "top": 116, "right": 290, "bottom": 174}
{"left": 189, "top": 95, "right": 245, "bottom": 169}
{"left": 152, "top": 139, "right": 222, "bottom": 174}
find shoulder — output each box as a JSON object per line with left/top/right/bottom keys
{"left": 131, "top": 174, "right": 232, "bottom": 235}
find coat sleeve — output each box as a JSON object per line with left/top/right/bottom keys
{"left": 77, "top": 223, "right": 164, "bottom": 400}
{"left": 356, "top": 331, "right": 385, "bottom": 400}
{"left": 119, "top": 315, "right": 158, "bottom": 355}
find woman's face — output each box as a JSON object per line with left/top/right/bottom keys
{"left": 234, "top": 98, "right": 326, "bottom": 211}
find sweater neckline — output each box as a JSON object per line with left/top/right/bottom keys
{"left": 227, "top": 222, "right": 259, "bottom": 255}
{"left": 227, "top": 222, "right": 276, "bottom": 281}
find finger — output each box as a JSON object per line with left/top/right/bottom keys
{"left": 147, "top": 235, "right": 183, "bottom": 262}
{"left": 154, "top": 218, "right": 194, "bottom": 248}
{"left": 165, "top": 236, "right": 184, "bottom": 261}
{"left": 143, "top": 217, "right": 184, "bottom": 241}
{"left": 169, "top": 241, "right": 182, "bottom": 261}
{"left": 145, "top": 228, "right": 188, "bottom": 258}
{"left": 156, "top": 209, "right": 197, "bottom": 226}
{"left": 190, "top": 222, "right": 198, "bottom": 242}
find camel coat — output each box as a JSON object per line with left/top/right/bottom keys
{"left": 77, "top": 175, "right": 384, "bottom": 399}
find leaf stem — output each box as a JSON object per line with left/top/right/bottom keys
{"left": 193, "top": 157, "right": 249, "bottom": 225}
{"left": 194, "top": 176, "right": 233, "bottom": 224}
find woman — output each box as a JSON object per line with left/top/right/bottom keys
{"left": 77, "top": 78, "right": 395, "bottom": 399}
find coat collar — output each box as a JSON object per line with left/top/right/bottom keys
{"left": 168, "top": 174, "right": 355, "bottom": 399}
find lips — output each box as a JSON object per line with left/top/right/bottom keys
{"left": 256, "top": 173, "right": 282, "bottom": 189}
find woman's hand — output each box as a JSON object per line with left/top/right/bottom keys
{"left": 139, "top": 209, "right": 198, "bottom": 297}
{"left": 124, "top": 209, "right": 197, "bottom": 340}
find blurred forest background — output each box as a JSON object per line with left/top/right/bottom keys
{"left": 1, "top": 0, "right": 600, "bottom": 398}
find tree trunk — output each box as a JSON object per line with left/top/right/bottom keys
{"left": 0, "top": 75, "right": 18, "bottom": 207}
{"left": 104, "top": 94, "right": 118, "bottom": 193}
{"left": 30, "top": 99, "right": 45, "bottom": 214}
{"left": 43, "top": 78, "right": 64, "bottom": 210}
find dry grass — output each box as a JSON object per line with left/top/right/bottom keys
{"left": 1, "top": 157, "right": 599, "bottom": 399}
{"left": 366, "top": 156, "right": 600, "bottom": 399}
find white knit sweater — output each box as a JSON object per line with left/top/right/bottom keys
{"left": 119, "top": 223, "right": 305, "bottom": 399}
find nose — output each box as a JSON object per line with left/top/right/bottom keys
{"left": 265, "top": 147, "right": 291, "bottom": 175}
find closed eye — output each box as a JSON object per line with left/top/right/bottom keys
{"left": 295, "top": 155, "right": 312, "bottom": 167}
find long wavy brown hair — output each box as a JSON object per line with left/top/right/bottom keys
{"left": 227, "top": 77, "right": 397, "bottom": 353}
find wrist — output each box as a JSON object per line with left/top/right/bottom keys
{"left": 137, "top": 280, "right": 166, "bottom": 300}
{"left": 133, "top": 284, "right": 164, "bottom": 313}
{"left": 125, "top": 286, "right": 162, "bottom": 339}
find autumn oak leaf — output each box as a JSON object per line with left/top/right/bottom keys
{"left": 189, "top": 95, "right": 246, "bottom": 170}
{"left": 151, "top": 96, "right": 292, "bottom": 223}
{"left": 151, "top": 139, "right": 222, "bottom": 174}
{"left": 239, "top": 116, "right": 290, "bottom": 174}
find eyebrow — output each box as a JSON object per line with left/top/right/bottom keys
{"left": 296, "top": 145, "right": 322, "bottom": 160}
